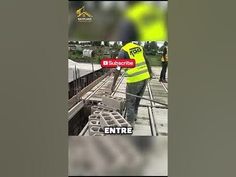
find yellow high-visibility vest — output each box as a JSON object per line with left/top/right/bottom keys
{"left": 125, "top": 2, "right": 167, "bottom": 41}
{"left": 161, "top": 46, "right": 168, "bottom": 62}
{"left": 121, "top": 43, "right": 150, "bottom": 83}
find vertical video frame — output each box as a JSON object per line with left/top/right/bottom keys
{"left": 68, "top": 1, "right": 168, "bottom": 176}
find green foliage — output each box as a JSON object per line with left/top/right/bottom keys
{"left": 144, "top": 41, "right": 158, "bottom": 55}
{"left": 146, "top": 54, "right": 162, "bottom": 66}
{"left": 150, "top": 41, "right": 159, "bottom": 51}
{"left": 113, "top": 42, "right": 118, "bottom": 49}
{"left": 104, "top": 41, "right": 109, "bottom": 46}
{"left": 92, "top": 41, "right": 102, "bottom": 46}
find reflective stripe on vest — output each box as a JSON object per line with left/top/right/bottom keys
{"left": 126, "top": 69, "right": 149, "bottom": 77}
{"left": 122, "top": 43, "right": 150, "bottom": 83}
{"left": 125, "top": 2, "right": 167, "bottom": 41}
{"left": 136, "top": 61, "right": 146, "bottom": 67}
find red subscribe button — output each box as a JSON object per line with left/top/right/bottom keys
{"left": 100, "top": 59, "right": 135, "bottom": 68}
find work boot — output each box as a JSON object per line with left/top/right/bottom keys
{"left": 159, "top": 79, "right": 163, "bottom": 82}
{"left": 162, "top": 80, "right": 168, "bottom": 83}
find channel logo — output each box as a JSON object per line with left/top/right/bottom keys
{"left": 76, "top": 6, "right": 93, "bottom": 22}
{"left": 100, "top": 59, "right": 135, "bottom": 68}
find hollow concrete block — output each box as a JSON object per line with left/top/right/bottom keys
{"left": 88, "top": 119, "right": 100, "bottom": 129}
{"left": 111, "top": 112, "right": 131, "bottom": 127}
{"left": 92, "top": 132, "right": 105, "bottom": 136}
{"left": 89, "top": 126, "right": 104, "bottom": 136}
{"left": 91, "top": 105, "right": 115, "bottom": 114}
{"left": 102, "top": 95, "right": 125, "bottom": 111}
{"left": 97, "top": 102, "right": 120, "bottom": 112}
{"left": 88, "top": 114, "right": 100, "bottom": 121}
{"left": 99, "top": 111, "right": 131, "bottom": 129}
{"left": 99, "top": 112, "right": 116, "bottom": 129}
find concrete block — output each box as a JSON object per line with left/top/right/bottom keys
{"left": 110, "top": 112, "right": 120, "bottom": 116}
{"left": 97, "top": 102, "right": 120, "bottom": 112}
{"left": 102, "top": 95, "right": 125, "bottom": 111}
{"left": 92, "top": 132, "right": 105, "bottom": 136}
{"left": 99, "top": 111, "right": 131, "bottom": 129}
{"left": 100, "top": 113, "right": 116, "bottom": 129}
{"left": 102, "top": 108, "right": 114, "bottom": 113}
{"left": 88, "top": 111, "right": 130, "bottom": 136}
{"left": 93, "top": 111, "right": 102, "bottom": 115}
{"left": 88, "top": 114, "right": 99, "bottom": 121}
{"left": 91, "top": 105, "right": 114, "bottom": 114}
{"left": 89, "top": 126, "right": 104, "bottom": 136}
{"left": 110, "top": 112, "right": 131, "bottom": 127}
{"left": 91, "top": 105, "right": 103, "bottom": 114}
{"left": 88, "top": 120, "right": 100, "bottom": 129}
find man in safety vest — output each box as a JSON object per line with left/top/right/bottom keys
{"left": 159, "top": 41, "right": 168, "bottom": 83}
{"left": 118, "top": 2, "right": 167, "bottom": 41}
{"left": 111, "top": 41, "right": 152, "bottom": 127}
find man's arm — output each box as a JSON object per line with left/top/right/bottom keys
{"left": 111, "top": 67, "right": 121, "bottom": 93}
{"left": 110, "top": 50, "right": 128, "bottom": 93}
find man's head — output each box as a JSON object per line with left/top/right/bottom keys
{"left": 164, "top": 41, "right": 168, "bottom": 46}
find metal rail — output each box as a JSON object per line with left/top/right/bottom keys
{"left": 160, "top": 82, "right": 168, "bottom": 93}
{"left": 111, "top": 73, "right": 125, "bottom": 96}
{"left": 109, "top": 76, "right": 163, "bottom": 136}
{"left": 148, "top": 107, "right": 157, "bottom": 136}
{"left": 71, "top": 72, "right": 167, "bottom": 136}
{"left": 68, "top": 71, "right": 111, "bottom": 109}
{"left": 151, "top": 75, "right": 168, "bottom": 136}
{"left": 79, "top": 122, "right": 89, "bottom": 136}
{"left": 79, "top": 74, "right": 125, "bottom": 136}
{"left": 114, "top": 90, "right": 168, "bottom": 107}
{"left": 68, "top": 74, "right": 112, "bottom": 121}
{"left": 154, "top": 74, "right": 168, "bottom": 93}
{"left": 147, "top": 82, "right": 158, "bottom": 136}
{"left": 139, "top": 104, "right": 168, "bottom": 109}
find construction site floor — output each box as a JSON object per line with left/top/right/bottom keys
{"left": 82, "top": 66, "right": 168, "bottom": 136}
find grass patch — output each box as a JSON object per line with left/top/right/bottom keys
{"left": 146, "top": 54, "right": 162, "bottom": 66}
{"left": 69, "top": 51, "right": 102, "bottom": 64}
